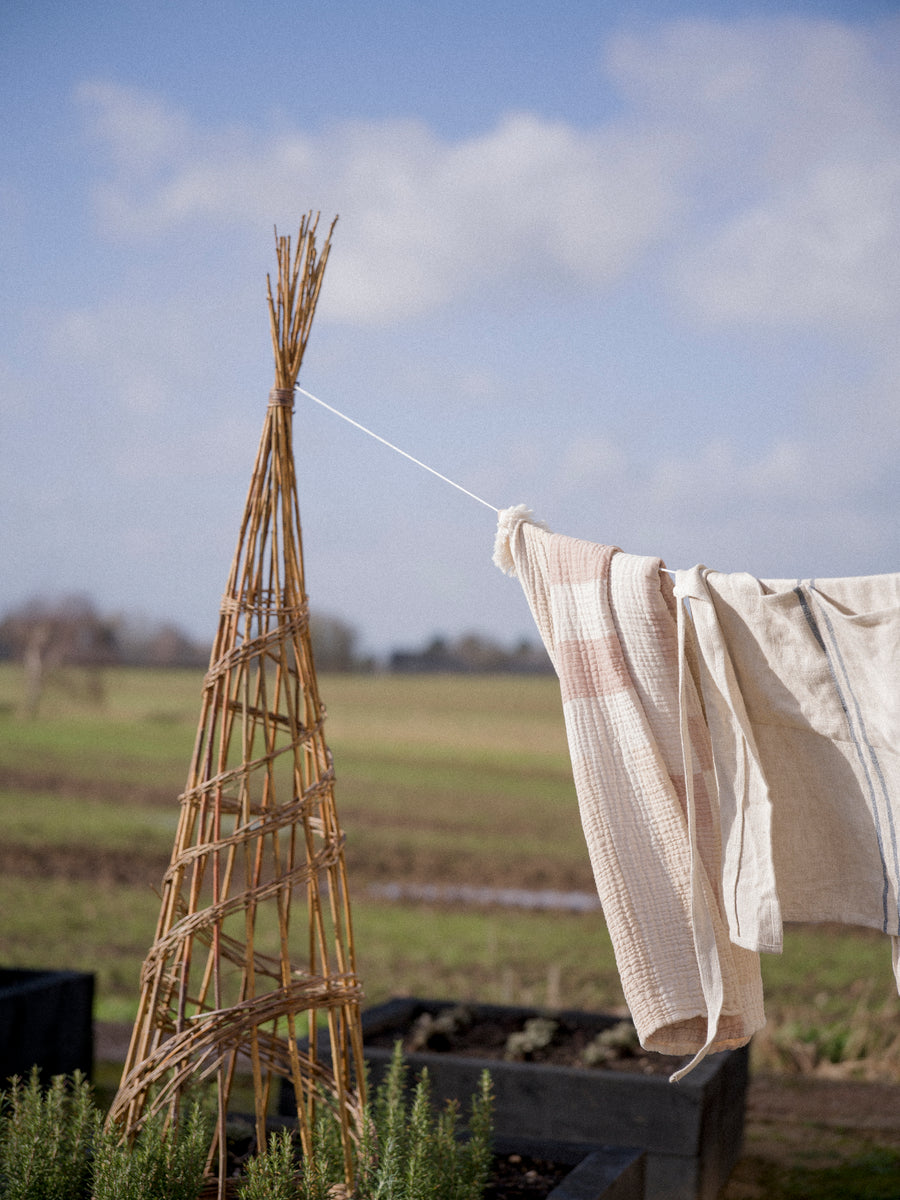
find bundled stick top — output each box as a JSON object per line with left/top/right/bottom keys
{"left": 267, "top": 213, "right": 337, "bottom": 391}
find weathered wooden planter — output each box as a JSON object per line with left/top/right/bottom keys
{"left": 0, "top": 968, "right": 94, "bottom": 1084}
{"left": 285, "top": 998, "right": 747, "bottom": 1200}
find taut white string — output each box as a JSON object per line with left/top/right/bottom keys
{"left": 295, "top": 385, "right": 500, "bottom": 513}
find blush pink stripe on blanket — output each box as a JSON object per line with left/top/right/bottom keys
{"left": 494, "top": 507, "right": 764, "bottom": 1067}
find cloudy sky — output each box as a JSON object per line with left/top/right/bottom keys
{"left": 3, "top": 1, "right": 899, "bottom": 657}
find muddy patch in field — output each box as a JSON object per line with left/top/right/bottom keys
{"left": 0, "top": 842, "right": 170, "bottom": 885}
{"left": 0, "top": 813, "right": 601, "bottom": 899}
{"left": 368, "top": 882, "right": 600, "bottom": 912}
{"left": 0, "top": 766, "right": 174, "bottom": 808}
{"left": 344, "top": 842, "right": 594, "bottom": 893}
{"left": 0, "top": 837, "right": 595, "bottom": 899}
{"left": 0, "top": 762, "right": 596, "bottom": 896}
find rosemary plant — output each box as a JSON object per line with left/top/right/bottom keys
{"left": 238, "top": 1127, "right": 302, "bottom": 1200}
{"left": 0, "top": 1069, "right": 99, "bottom": 1200}
{"left": 91, "top": 1102, "right": 211, "bottom": 1200}
{"left": 239, "top": 1043, "right": 495, "bottom": 1200}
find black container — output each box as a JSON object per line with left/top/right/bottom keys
{"left": 0, "top": 969, "right": 94, "bottom": 1083}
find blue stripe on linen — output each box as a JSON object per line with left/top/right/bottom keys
{"left": 793, "top": 586, "right": 825, "bottom": 652}
{"left": 812, "top": 586, "right": 900, "bottom": 934}
{"left": 794, "top": 584, "right": 894, "bottom": 932}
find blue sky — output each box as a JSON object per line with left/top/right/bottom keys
{"left": 2, "top": 2, "right": 899, "bottom": 656}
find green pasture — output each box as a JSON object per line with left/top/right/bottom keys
{"left": 1, "top": 663, "right": 899, "bottom": 1080}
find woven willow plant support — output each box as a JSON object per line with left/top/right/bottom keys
{"left": 108, "top": 216, "right": 366, "bottom": 1198}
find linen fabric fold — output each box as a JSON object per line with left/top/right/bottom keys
{"left": 679, "top": 567, "right": 900, "bottom": 978}
{"left": 494, "top": 506, "right": 764, "bottom": 1065}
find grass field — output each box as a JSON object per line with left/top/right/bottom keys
{"left": 1, "top": 662, "right": 899, "bottom": 1083}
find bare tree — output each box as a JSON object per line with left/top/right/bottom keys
{"left": 0, "top": 595, "right": 119, "bottom": 717}
{"left": 309, "top": 612, "right": 368, "bottom": 672}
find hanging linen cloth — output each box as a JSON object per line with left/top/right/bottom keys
{"left": 494, "top": 507, "right": 764, "bottom": 1076}
{"left": 677, "top": 566, "right": 900, "bottom": 982}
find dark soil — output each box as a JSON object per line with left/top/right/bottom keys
{"left": 484, "top": 1153, "right": 570, "bottom": 1199}
{"left": 366, "top": 1004, "right": 684, "bottom": 1076}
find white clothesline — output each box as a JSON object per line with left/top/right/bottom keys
{"left": 295, "top": 385, "right": 501, "bottom": 513}
{"left": 295, "top": 383, "right": 679, "bottom": 579}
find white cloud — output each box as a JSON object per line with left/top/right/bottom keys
{"left": 605, "top": 18, "right": 900, "bottom": 335}
{"left": 74, "top": 85, "right": 686, "bottom": 324}
{"left": 77, "top": 81, "right": 193, "bottom": 175}
{"left": 73, "top": 17, "right": 900, "bottom": 340}
{"left": 677, "top": 156, "right": 900, "bottom": 330}
{"left": 606, "top": 17, "right": 898, "bottom": 157}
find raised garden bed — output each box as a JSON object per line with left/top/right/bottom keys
{"left": 0, "top": 968, "right": 94, "bottom": 1083}
{"left": 283, "top": 998, "right": 747, "bottom": 1200}
{"left": 202, "top": 1131, "right": 643, "bottom": 1200}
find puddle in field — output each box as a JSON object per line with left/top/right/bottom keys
{"left": 367, "top": 881, "right": 601, "bottom": 912}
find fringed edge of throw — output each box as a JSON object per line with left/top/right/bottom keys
{"left": 492, "top": 505, "right": 552, "bottom": 577}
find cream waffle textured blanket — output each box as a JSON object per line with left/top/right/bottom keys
{"left": 494, "top": 507, "right": 764, "bottom": 1076}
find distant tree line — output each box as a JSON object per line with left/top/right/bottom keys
{"left": 389, "top": 632, "right": 553, "bottom": 675}
{"left": 0, "top": 596, "right": 207, "bottom": 717}
{"left": 0, "top": 596, "right": 552, "bottom": 717}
